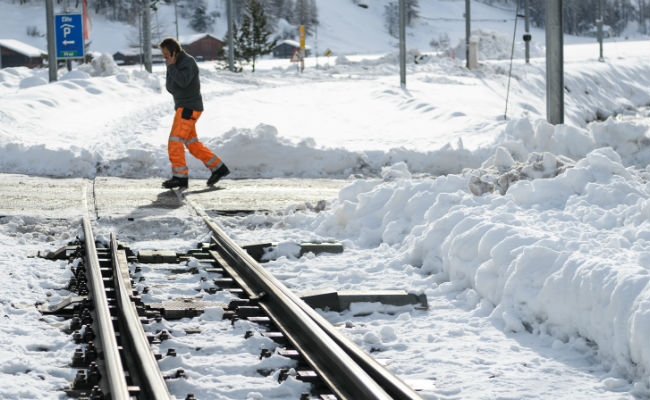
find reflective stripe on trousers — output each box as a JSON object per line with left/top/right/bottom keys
{"left": 168, "top": 107, "right": 222, "bottom": 177}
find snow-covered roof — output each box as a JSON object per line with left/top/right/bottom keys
{"left": 178, "top": 33, "right": 219, "bottom": 45}
{"left": 0, "top": 39, "right": 45, "bottom": 57}
{"left": 114, "top": 47, "right": 162, "bottom": 56}
{"left": 276, "top": 39, "right": 312, "bottom": 50}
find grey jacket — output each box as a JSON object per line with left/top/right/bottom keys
{"left": 165, "top": 51, "right": 203, "bottom": 111}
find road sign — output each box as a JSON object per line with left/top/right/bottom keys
{"left": 299, "top": 25, "right": 305, "bottom": 50}
{"left": 290, "top": 48, "right": 302, "bottom": 62}
{"left": 55, "top": 13, "right": 84, "bottom": 59}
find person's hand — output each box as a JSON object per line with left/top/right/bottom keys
{"left": 165, "top": 52, "right": 178, "bottom": 66}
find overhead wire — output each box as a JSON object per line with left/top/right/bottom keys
{"left": 419, "top": 15, "right": 513, "bottom": 23}
{"left": 504, "top": 1, "right": 520, "bottom": 120}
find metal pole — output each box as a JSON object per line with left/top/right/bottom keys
{"left": 597, "top": 0, "right": 604, "bottom": 61}
{"left": 546, "top": 0, "right": 564, "bottom": 125}
{"left": 227, "top": 0, "right": 234, "bottom": 72}
{"left": 399, "top": 0, "right": 406, "bottom": 87}
{"left": 524, "top": 0, "right": 530, "bottom": 63}
{"left": 143, "top": 0, "right": 152, "bottom": 72}
{"left": 174, "top": 0, "right": 179, "bottom": 39}
{"left": 46, "top": 0, "right": 57, "bottom": 82}
{"left": 315, "top": 23, "right": 319, "bottom": 69}
{"left": 465, "top": 0, "right": 471, "bottom": 69}
{"left": 640, "top": 0, "right": 645, "bottom": 34}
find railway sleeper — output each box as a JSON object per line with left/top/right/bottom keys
{"left": 233, "top": 305, "right": 264, "bottom": 317}
{"left": 40, "top": 234, "right": 413, "bottom": 400}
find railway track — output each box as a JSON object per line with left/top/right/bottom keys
{"left": 40, "top": 191, "right": 425, "bottom": 400}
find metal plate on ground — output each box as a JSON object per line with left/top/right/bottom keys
{"left": 299, "top": 289, "right": 428, "bottom": 312}
{"left": 147, "top": 299, "right": 227, "bottom": 319}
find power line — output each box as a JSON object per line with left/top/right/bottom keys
{"left": 504, "top": 1, "right": 520, "bottom": 120}
{"left": 419, "top": 15, "right": 513, "bottom": 23}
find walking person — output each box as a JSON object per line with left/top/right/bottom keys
{"left": 159, "top": 37, "right": 229, "bottom": 189}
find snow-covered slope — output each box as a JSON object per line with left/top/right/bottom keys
{"left": 0, "top": 0, "right": 543, "bottom": 56}
{"left": 0, "top": 1, "right": 649, "bottom": 399}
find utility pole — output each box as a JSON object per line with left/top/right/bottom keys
{"left": 142, "top": 0, "right": 152, "bottom": 73}
{"left": 227, "top": 0, "right": 234, "bottom": 72}
{"left": 640, "top": 0, "right": 646, "bottom": 34}
{"left": 315, "top": 23, "right": 319, "bottom": 69}
{"left": 46, "top": 0, "right": 57, "bottom": 82}
{"left": 546, "top": 0, "right": 564, "bottom": 125}
{"left": 524, "top": 0, "right": 531, "bottom": 63}
{"left": 399, "top": 0, "right": 406, "bottom": 87}
{"left": 174, "top": 0, "right": 179, "bottom": 40}
{"left": 597, "top": 0, "right": 604, "bottom": 61}
{"left": 465, "top": 0, "right": 471, "bottom": 69}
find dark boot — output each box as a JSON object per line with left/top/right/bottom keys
{"left": 207, "top": 164, "right": 230, "bottom": 186}
{"left": 162, "top": 176, "right": 188, "bottom": 189}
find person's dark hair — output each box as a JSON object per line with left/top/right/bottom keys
{"left": 159, "top": 37, "right": 182, "bottom": 55}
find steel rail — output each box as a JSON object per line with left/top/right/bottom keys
{"left": 204, "top": 216, "right": 423, "bottom": 400}
{"left": 110, "top": 233, "right": 173, "bottom": 400}
{"left": 282, "top": 280, "right": 423, "bottom": 400}
{"left": 82, "top": 217, "right": 131, "bottom": 400}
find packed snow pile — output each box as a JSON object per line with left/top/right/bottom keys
{"left": 467, "top": 115, "right": 649, "bottom": 195}
{"left": 467, "top": 149, "right": 574, "bottom": 195}
{"left": 452, "top": 28, "right": 545, "bottom": 61}
{"left": 78, "top": 53, "right": 120, "bottom": 77}
{"left": 304, "top": 149, "right": 650, "bottom": 395}
{"left": 496, "top": 118, "right": 650, "bottom": 168}
{"left": 204, "top": 124, "right": 367, "bottom": 178}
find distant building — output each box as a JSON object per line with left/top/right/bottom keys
{"left": 273, "top": 40, "right": 311, "bottom": 59}
{"left": 113, "top": 47, "right": 163, "bottom": 66}
{"left": 113, "top": 34, "right": 223, "bottom": 66}
{"left": 179, "top": 34, "right": 224, "bottom": 61}
{"left": 0, "top": 39, "right": 45, "bottom": 68}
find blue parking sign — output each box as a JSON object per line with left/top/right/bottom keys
{"left": 55, "top": 13, "right": 84, "bottom": 59}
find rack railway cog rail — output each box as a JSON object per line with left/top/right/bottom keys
{"left": 52, "top": 212, "right": 424, "bottom": 399}
{"left": 80, "top": 217, "right": 173, "bottom": 399}
{"left": 181, "top": 189, "right": 425, "bottom": 400}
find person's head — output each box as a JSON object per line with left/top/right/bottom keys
{"left": 159, "top": 37, "right": 182, "bottom": 60}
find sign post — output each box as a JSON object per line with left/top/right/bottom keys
{"left": 46, "top": 0, "right": 57, "bottom": 81}
{"left": 299, "top": 25, "right": 306, "bottom": 72}
{"left": 325, "top": 48, "right": 332, "bottom": 67}
{"left": 55, "top": 13, "right": 84, "bottom": 60}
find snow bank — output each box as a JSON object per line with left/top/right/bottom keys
{"left": 0, "top": 111, "right": 647, "bottom": 181}
{"left": 78, "top": 53, "right": 120, "bottom": 77}
{"left": 495, "top": 117, "right": 649, "bottom": 168}
{"left": 452, "top": 28, "right": 545, "bottom": 60}
{"left": 1, "top": 38, "right": 650, "bottom": 180}
{"left": 307, "top": 151, "right": 650, "bottom": 393}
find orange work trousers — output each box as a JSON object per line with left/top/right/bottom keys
{"left": 168, "top": 107, "right": 223, "bottom": 178}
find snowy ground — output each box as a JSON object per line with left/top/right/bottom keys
{"left": 1, "top": 0, "right": 650, "bottom": 399}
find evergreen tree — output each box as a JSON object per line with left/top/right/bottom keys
{"left": 190, "top": 0, "right": 215, "bottom": 33}
{"left": 525, "top": 0, "right": 642, "bottom": 36}
{"left": 309, "top": 0, "right": 319, "bottom": 28}
{"left": 282, "top": 0, "right": 295, "bottom": 21}
{"left": 384, "top": 2, "right": 399, "bottom": 38}
{"left": 232, "top": 0, "right": 245, "bottom": 23}
{"left": 406, "top": 0, "right": 419, "bottom": 24}
{"left": 293, "top": 0, "right": 309, "bottom": 26}
{"left": 384, "top": 0, "right": 419, "bottom": 38}
{"left": 232, "top": 0, "right": 277, "bottom": 72}
{"left": 268, "top": 0, "right": 285, "bottom": 20}
{"left": 291, "top": 0, "right": 319, "bottom": 34}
